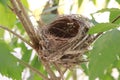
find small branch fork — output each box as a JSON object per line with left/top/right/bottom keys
{"left": 8, "top": 0, "right": 63, "bottom": 80}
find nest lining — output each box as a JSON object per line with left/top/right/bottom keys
{"left": 38, "top": 14, "right": 95, "bottom": 67}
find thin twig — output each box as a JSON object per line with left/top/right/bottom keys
{"left": 89, "top": 14, "right": 120, "bottom": 42}
{"left": 111, "top": 15, "right": 120, "bottom": 23}
{"left": 0, "top": 25, "right": 33, "bottom": 48}
{"left": 72, "top": 35, "right": 89, "bottom": 49}
{"left": 41, "top": 60, "right": 58, "bottom": 80}
{"left": 17, "top": 58, "right": 49, "bottom": 80}
{"left": 10, "top": 0, "right": 39, "bottom": 46}
{"left": 10, "top": 0, "right": 58, "bottom": 80}
{"left": 53, "top": 62, "right": 64, "bottom": 80}
{"left": 16, "top": 0, "right": 35, "bottom": 33}
{"left": 71, "top": 69, "right": 77, "bottom": 80}
{"left": 93, "top": 14, "right": 120, "bottom": 40}
{"left": 63, "top": 68, "right": 67, "bottom": 75}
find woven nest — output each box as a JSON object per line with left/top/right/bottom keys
{"left": 38, "top": 14, "right": 95, "bottom": 67}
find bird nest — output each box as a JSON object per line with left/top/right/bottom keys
{"left": 37, "top": 14, "right": 95, "bottom": 67}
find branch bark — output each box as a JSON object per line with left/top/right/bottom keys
{"left": 10, "top": 0, "right": 39, "bottom": 48}
{"left": 9, "top": 0, "right": 61, "bottom": 80}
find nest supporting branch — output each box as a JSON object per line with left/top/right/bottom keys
{"left": 9, "top": 0, "right": 58, "bottom": 80}
{"left": 10, "top": 0, "right": 38, "bottom": 48}
{"left": 9, "top": 0, "right": 103, "bottom": 80}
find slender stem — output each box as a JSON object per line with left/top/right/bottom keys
{"left": 111, "top": 15, "right": 120, "bottom": 23}
{"left": 71, "top": 69, "right": 77, "bottom": 80}
{"left": 17, "top": 58, "right": 49, "bottom": 80}
{"left": 16, "top": 0, "right": 35, "bottom": 32}
{"left": 93, "top": 15, "right": 120, "bottom": 40}
{"left": 10, "top": 0, "right": 39, "bottom": 46}
{"left": 53, "top": 63, "right": 64, "bottom": 80}
{"left": 41, "top": 60, "right": 58, "bottom": 80}
{"left": 0, "top": 25, "right": 33, "bottom": 48}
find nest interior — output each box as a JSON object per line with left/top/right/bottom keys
{"left": 39, "top": 14, "right": 95, "bottom": 67}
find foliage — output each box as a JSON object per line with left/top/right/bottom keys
{"left": 0, "top": 0, "right": 120, "bottom": 80}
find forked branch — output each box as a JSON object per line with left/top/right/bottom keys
{"left": 9, "top": 0, "right": 59, "bottom": 80}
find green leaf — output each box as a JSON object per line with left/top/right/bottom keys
{"left": 0, "top": 3, "right": 16, "bottom": 28}
{"left": 0, "top": 0, "right": 8, "bottom": 6}
{"left": 28, "top": 56, "right": 47, "bottom": 80}
{"left": 21, "top": 43, "right": 32, "bottom": 63}
{"left": 88, "top": 23, "right": 118, "bottom": 34}
{"left": 116, "top": 0, "right": 120, "bottom": 4}
{"left": 96, "top": 8, "right": 119, "bottom": 13}
{"left": 80, "top": 63, "right": 88, "bottom": 75}
{"left": 0, "top": 40, "right": 23, "bottom": 80}
{"left": 78, "top": 0, "right": 83, "bottom": 7}
{"left": 88, "top": 29, "right": 120, "bottom": 80}
{"left": 92, "top": 0, "right": 96, "bottom": 5}
{"left": 109, "top": 9, "right": 120, "bottom": 24}
{"left": 113, "top": 59, "right": 120, "bottom": 69}
{"left": 95, "top": 8, "right": 120, "bottom": 24}
{"left": 16, "top": 20, "right": 25, "bottom": 34}
{"left": 21, "top": 0, "right": 29, "bottom": 8}
{"left": 0, "top": 29, "right": 4, "bottom": 37}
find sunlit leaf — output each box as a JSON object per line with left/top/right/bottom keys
{"left": 92, "top": 0, "right": 96, "bottom": 5}
{"left": 0, "top": 3, "right": 16, "bottom": 28}
{"left": 78, "top": 0, "right": 83, "bottom": 7}
{"left": 21, "top": 0, "right": 29, "bottom": 8}
{"left": 0, "top": 40, "right": 23, "bottom": 79}
{"left": 88, "top": 23, "right": 118, "bottom": 34}
{"left": 88, "top": 29, "right": 120, "bottom": 80}
{"left": 92, "top": 0, "right": 110, "bottom": 7}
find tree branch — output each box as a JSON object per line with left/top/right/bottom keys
{"left": 0, "top": 25, "right": 33, "bottom": 48}
{"left": 10, "top": 0, "right": 39, "bottom": 47}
